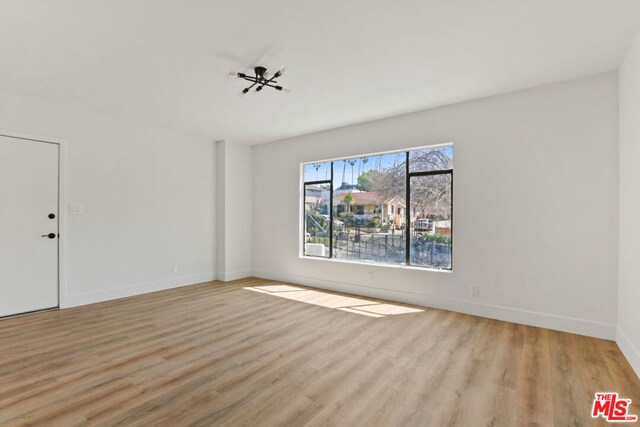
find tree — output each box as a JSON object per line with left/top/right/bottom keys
{"left": 358, "top": 157, "right": 369, "bottom": 176}
{"left": 347, "top": 159, "right": 357, "bottom": 185}
{"left": 410, "top": 174, "right": 452, "bottom": 219}
{"left": 409, "top": 147, "right": 453, "bottom": 173}
{"left": 342, "top": 192, "right": 353, "bottom": 213}
{"left": 357, "top": 169, "right": 383, "bottom": 191}
{"left": 370, "top": 148, "right": 453, "bottom": 219}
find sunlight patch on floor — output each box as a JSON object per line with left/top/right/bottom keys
{"left": 349, "top": 303, "right": 424, "bottom": 315}
{"left": 254, "top": 285, "right": 303, "bottom": 293}
{"left": 336, "top": 307, "right": 385, "bottom": 318}
{"left": 243, "top": 285, "right": 424, "bottom": 318}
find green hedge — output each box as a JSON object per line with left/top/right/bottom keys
{"left": 418, "top": 233, "right": 451, "bottom": 244}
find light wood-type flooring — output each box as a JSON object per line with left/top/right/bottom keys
{"left": 0, "top": 278, "right": 638, "bottom": 426}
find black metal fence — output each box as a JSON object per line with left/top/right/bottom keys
{"left": 306, "top": 211, "right": 452, "bottom": 268}
{"left": 409, "top": 240, "right": 451, "bottom": 268}
{"left": 331, "top": 229, "right": 451, "bottom": 268}
{"left": 334, "top": 230, "right": 406, "bottom": 264}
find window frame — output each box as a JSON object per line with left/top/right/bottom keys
{"left": 405, "top": 152, "right": 453, "bottom": 269}
{"left": 302, "top": 179, "right": 333, "bottom": 258}
{"left": 301, "top": 144, "right": 453, "bottom": 271}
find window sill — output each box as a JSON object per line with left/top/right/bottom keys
{"left": 299, "top": 254, "right": 453, "bottom": 273}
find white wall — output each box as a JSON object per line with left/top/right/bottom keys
{"left": 0, "top": 91, "right": 216, "bottom": 307}
{"left": 216, "top": 140, "right": 252, "bottom": 281}
{"left": 618, "top": 30, "right": 640, "bottom": 377}
{"left": 252, "top": 73, "right": 619, "bottom": 339}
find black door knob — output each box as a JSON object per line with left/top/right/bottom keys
{"left": 41, "top": 233, "right": 56, "bottom": 239}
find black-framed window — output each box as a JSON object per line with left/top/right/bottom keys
{"left": 302, "top": 145, "right": 453, "bottom": 269}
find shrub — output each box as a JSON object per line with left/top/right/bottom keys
{"left": 419, "top": 233, "right": 451, "bottom": 244}
{"left": 305, "top": 211, "right": 329, "bottom": 235}
{"left": 367, "top": 216, "right": 383, "bottom": 228}
{"left": 339, "top": 212, "right": 356, "bottom": 227}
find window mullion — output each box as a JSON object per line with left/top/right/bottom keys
{"left": 405, "top": 151, "right": 411, "bottom": 265}
{"left": 329, "top": 161, "right": 334, "bottom": 258}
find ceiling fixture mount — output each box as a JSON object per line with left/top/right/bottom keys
{"left": 228, "top": 66, "right": 290, "bottom": 94}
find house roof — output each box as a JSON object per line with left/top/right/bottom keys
{"left": 336, "top": 191, "right": 384, "bottom": 205}
{"left": 306, "top": 184, "right": 326, "bottom": 191}
{"left": 305, "top": 196, "right": 323, "bottom": 205}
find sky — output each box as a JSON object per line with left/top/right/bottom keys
{"left": 303, "top": 146, "right": 453, "bottom": 185}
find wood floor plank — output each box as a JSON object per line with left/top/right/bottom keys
{"left": 0, "top": 278, "right": 638, "bottom": 426}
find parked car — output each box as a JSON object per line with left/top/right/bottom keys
{"left": 414, "top": 218, "right": 433, "bottom": 232}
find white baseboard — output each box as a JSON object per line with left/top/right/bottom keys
{"left": 217, "top": 270, "right": 252, "bottom": 282}
{"left": 61, "top": 272, "right": 217, "bottom": 308}
{"left": 617, "top": 327, "right": 640, "bottom": 379}
{"left": 252, "top": 269, "right": 616, "bottom": 340}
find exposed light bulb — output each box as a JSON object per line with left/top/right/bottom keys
{"left": 274, "top": 66, "right": 287, "bottom": 78}
{"left": 228, "top": 71, "right": 238, "bottom": 77}
{"left": 264, "top": 71, "right": 272, "bottom": 79}
{"left": 282, "top": 87, "right": 290, "bottom": 93}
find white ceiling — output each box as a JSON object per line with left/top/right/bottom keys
{"left": 1, "top": 0, "right": 639, "bottom": 145}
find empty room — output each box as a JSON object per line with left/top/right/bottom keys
{"left": 1, "top": 1, "right": 640, "bottom": 425}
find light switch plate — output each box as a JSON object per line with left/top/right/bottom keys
{"left": 68, "top": 204, "right": 83, "bottom": 215}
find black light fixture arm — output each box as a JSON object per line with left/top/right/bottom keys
{"left": 229, "top": 65, "right": 289, "bottom": 94}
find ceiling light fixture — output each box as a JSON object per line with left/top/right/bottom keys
{"left": 228, "top": 66, "right": 290, "bottom": 95}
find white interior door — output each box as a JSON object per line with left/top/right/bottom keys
{"left": 0, "top": 135, "right": 59, "bottom": 317}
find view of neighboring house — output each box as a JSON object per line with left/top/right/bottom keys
{"left": 305, "top": 183, "right": 452, "bottom": 235}
{"left": 434, "top": 220, "right": 452, "bottom": 235}
{"left": 334, "top": 191, "right": 408, "bottom": 229}
{"left": 304, "top": 184, "right": 329, "bottom": 215}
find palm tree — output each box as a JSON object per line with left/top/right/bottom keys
{"left": 341, "top": 160, "right": 347, "bottom": 185}
{"left": 348, "top": 159, "right": 357, "bottom": 185}
{"left": 360, "top": 157, "right": 369, "bottom": 177}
